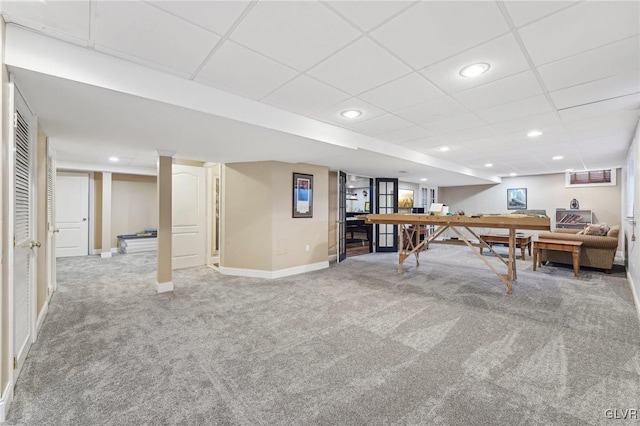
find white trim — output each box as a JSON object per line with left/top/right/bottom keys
{"left": 36, "top": 295, "right": 50, "bottom": 335}
{"left": 0, "top": 382, "right": 14, "bottom": 422}
{"left": 328, "top": 254, "right": 337, "bottom": 263}
{"left": 628, "top": 272, "right": 640, "bottom": 326}
{"left": 615, "top": 250, "right": 624, "bottom": 265}
{"left": 57, "top": 160, "right": 156, "bottom": 176}
{"left": 88, "top": 171, "right": 95, "bottom": 258}
{"left": 219, "top": 261, "right": 329, "bottom": 279}
{"left": 156, "top": 280, "right": 174, "bottom": 293}
{"left": 100, "top": 251, "right": 112, "bottom": 259}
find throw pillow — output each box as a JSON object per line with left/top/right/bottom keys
{"left": 583, "top": 223, "right": 610, "bottom": 236}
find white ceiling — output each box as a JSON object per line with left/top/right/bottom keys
{"left": 1, "top": 0, "right": 639, "bottom": 185}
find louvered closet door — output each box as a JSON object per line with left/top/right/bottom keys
{"left": 47, "top": 142, "right": 57, "bottom": 292}
{"left": 13, "top": 89, "right": 36, "bottom": 378}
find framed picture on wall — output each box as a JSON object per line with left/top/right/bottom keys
{"left": 507, "top": 188, "right": 527, "bottom": 210}
{"left": 293, "top": 172, "right": 313, "bottom": 218}
{"left": 398, "top": 189, "right": 414, "bottom": 209}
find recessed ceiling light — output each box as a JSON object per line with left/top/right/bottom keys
{"left": 484, "top": 163, "right": 493, "bottom": 167}
{"left": 340, "top": 109, "right": 362, "bottom": 119}
{"left": 420, "top": 178, "right": 428, "bottom": 182}
{"left": 348, "top": 185, "right": 354, "bottom": 188}
{"left": 509, "top": 172, "right": 517, "bottom": 177}
{"left": 439, "top": 146, "right": 450, "bottom": 152}
{"left": 459, "top": 62, "right": 490, "bottom": 78}
{"left": 565, "top": 168, "right": 574, "bottom": 172}
{"left": 552, "top": 155, "right": 564, "bottom": 160}
{"left": 109, "top": 156, "right": 119, "bottom": 162}
{"left": 527, "top": 130, "right": 543, "bottom": 138}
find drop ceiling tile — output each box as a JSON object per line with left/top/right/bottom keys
{"left": 150, "top": 1, "right": 250, "bottom": 35}
{"left": 307, "top": 38, "right": 411, "bottom": 95}
{"left": 491, "top": 112, "right": 562, "bottom": 134}
{"left": 538, "top": 36, "right": 640, "bottom": 92}
{"left": 370, "top": 1, "right": 509, "bottom": 69}
{"left": 379, "top": 126, "right": 434, "bottom": 143}
{"left": 195, "top": 40, "right": 298, "bottom": 100}
{"left": 565, "top": 109, "right": 638, "bottom": 139}
{"left": 550, "top": 69, "right": 640, "bottom": 110}
{"left": 424, "top": 113, "right": 486, "bottom": 135}
{"left": 358, "top": 72, "right": 444, "bottom": 112}
{"left": 506, "top": 125, "right": 572, "bottom": 146}
{"left": 503, "top": 1, "right": 579, "bottom": 28}
{"left": 95, "top": 1, "right": 220, "bottom": 75}
{"left": 261, "top": 75, "right": 350, "bottom": 115}
{"left": 435, "top": 126, "right": 500, "bottom": 143}
{"left": 0, "top": 0, "right": 90, "bottom": 40}
{"left": 396, "top": 97, "right": 466, "bottom": 125}
{"left": 312, "top": 98, "right": 387, "bottom": 126}
{"left": 452, "top": 71, "right": 544, "bottom": 110}
{"left": 349, "top": 114, "right": 413, "bottom": 136}
{"left": 558, "top": 93, "right": 640, "bottom": 122}
{"left": 402, "top": 137, "right": 447, "bottom": 150}
{"left": 229, "top": 1, "right": 360, "bottom": 71}
{"left": 460, "top": 136, "right": 516, "bottom": 152}
{"left": 518, "top": 1, "right": 640, "bottom": 66}
{"left": 475, "top": 95, "right": 554, "bottom": 124}
{"left": 420, "top": 34, "right": 530, "bottom": 95}
{"left": 326, "top": 1, "right": 414, "bottom": 31}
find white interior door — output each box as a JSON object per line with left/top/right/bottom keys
{"left": 47, "top": 142, "right": 57, "bottom": 292}
{"left": 12, "top": 87, "right": 36, "bottom": 378}
{"left": 172, "top": 164, "right": 206, "bottom": 269}
{"left": 55, "top": 172, "right": 89, "bottom": 257}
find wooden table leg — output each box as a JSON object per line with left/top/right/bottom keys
{"left": 508, "top": 229, "right": 516, "bottom": 281}
{"left": 572, "top": 247, "right": 580, "bottom": 277}
{"left": 533, "top": 246, "right": 538, "bottom": 271}
{"left": 520, "top": 243, "right": 525, "bottom": 260}
{"left": 527, "top": 241, "right": 532, "bottom": 257}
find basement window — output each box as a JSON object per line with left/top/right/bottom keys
{"left": 565, "top": 169, "right": 616, "bottom": 187}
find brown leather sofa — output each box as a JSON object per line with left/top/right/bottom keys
{"left": 537, "top": 226, "right": 620, "bottom": 273}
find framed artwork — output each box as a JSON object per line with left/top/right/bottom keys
{"left": 293, "top": 173, "right": 313, "bottom": 218}
{"left": 507, "top": 188, "right": 527, "bottom": 210}
{"left": 364, "top": 201, "right": 371, "bottom": 212}
{"left": 398, "top": 189, "right": 414, "bottom": 209}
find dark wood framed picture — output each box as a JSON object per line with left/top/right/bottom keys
{"left": 293, "top": 172, "right": 313, "bottom": 218}
{"left": 507, "top": 188, "right": 527, "bottom": 210}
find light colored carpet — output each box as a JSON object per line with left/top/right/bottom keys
{"left": 6, "top": 245, "right": 640, "bottom": 425}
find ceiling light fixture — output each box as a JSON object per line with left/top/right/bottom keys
{"left": 340, "top": 109, "right": 362, "bottom": 119}
{"left": 552, "top": 155, "right": 564, "bottom": 160}
{"left": 527, "top": 130, "right": 543, "bottom": 138}
{"left": 109, "top": 156, "right": 119, "bottom": 162}
{"left": 484, "top": 163, "right": 493, "bottom": 167}
{"left": 439, "top": 146, "right": 450, "bottom": 152}
{"left": 420, "top": 178, "right": 428, "bottom": 182}
{"left": 509, "top": 172, "right": 517, "bottom": 177}
{"left": 459, "top": 62, "right": 490, "bottom": 78}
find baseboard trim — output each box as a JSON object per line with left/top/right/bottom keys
{"left": 156, "top": 281, "right": 174, "bottom": 293}
{"left": 36, "top": 298, "right": 50, "bottom": 336}
{"left": 615, "top": 250, "right": 624, "bottom": 265}
{"left": 100, "top": 251, "right": 112, "bottom": 259}
{"left": 219, "top": 261, "right": 329, "bottom": 279}
{"left": 328, "top": 254, "right": 337, "bottom": 263}
{"left": 627, "top": 272, "right": 640, "bottom": 326}
{"left": 0, "top": 381, "right": 14, "bottom": 422}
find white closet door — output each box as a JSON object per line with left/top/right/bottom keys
{"left": 13, "top": 88, "right": 36, "bottom": 378}
{"left": 55, "top": 172, "right": 89, "bottom": 257}
{"left": 47, "top": 142, "right": 57, "bottom": 292}
{"left": 172, "top": 165, "right": 206, "bottom": 269}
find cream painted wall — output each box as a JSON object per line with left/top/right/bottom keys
{"left": 272, "top": 163, "right": 328, "bottom": 271}
{"left": 220, "top": 161, "right": 329, "bottom": 272}
{"left": 328, "top": 172, "right": 337, "bottom": 258}
{"left": 111, "top": 174, "right": 157, "bottom": 246}
{"left": 439, "top": 170, "right": 623, "bottom": 249}
{"left": 1, "top": 17, "right": 8, "bottom": 402}
{"left": 220, "top": 162, "right": 273, "bottom": 270}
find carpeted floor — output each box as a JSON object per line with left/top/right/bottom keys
{"left": 6, "top": 245, "right": 640, "bottom": 425}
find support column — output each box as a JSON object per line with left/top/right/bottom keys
{"left": 156, "top": 151, "right": 174, "bottom": 293}
{"left": 100, "top": 172, "right": 112, "bottom": 258}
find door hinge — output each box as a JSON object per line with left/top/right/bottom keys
{"left": 13, "top": 235, "right": 16, "bottom": 248}
{"left": 13, "top": 355, "right": 17, "bottom": 369}
{"left": 13, "top": 112, "right": 18, "bottom": 129}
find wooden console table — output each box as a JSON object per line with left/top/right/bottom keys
{"left": 479, "top": 234, "right": 532, "bottom": 260}
{"left": 533, "top": 239, "right": 583, "bottom": 277}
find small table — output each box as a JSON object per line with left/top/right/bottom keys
{"left": 533, "top": 239, "right": 583, "bottom": 277}
{"left": 479, "top": 234, "right": 532, "bottom": 260}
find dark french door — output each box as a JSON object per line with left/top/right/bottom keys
{"left": 338, "top": 171, "right": 347, "bottom": 262}
{"left": 375, "top": 178, "right": 398, "bottom": 252}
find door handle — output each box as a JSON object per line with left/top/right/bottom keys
{"left": 82, "top": 218, "right": 87, "bottom": 221}
{"left": 30, "top": 241, "right": 42, "bottom": 249}
{"left": 53, "top": 228, "right": 60, "bottom": 233}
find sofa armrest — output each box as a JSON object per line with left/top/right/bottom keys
{"left": 537, "top": 232, "right": 619, "bottom": 249}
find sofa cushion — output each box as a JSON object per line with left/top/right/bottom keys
{"left": 583, "top": 223, "right": 609, "bottom": 236}
{"left": 607, "top": 225, "right": 620, "bottom": 239}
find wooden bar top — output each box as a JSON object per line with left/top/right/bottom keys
{"left": 365, "top": 213, "right": 550, "bottom": 230}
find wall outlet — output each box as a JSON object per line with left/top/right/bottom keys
{"left": 305, "top": 244, "right": 310, "bottom": 252}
